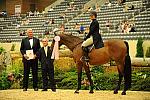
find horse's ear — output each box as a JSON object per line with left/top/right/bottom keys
{"left": 54, "top": 32, "right": 57, "bottom": 36}
{"left": 53, "top": 28, "right": 59, "bottom": 36}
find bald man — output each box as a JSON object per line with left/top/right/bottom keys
{"left": 20, "top": 28, "right": 41, "bottom": 91}
{"left": 37, "top": 38, "right": 56, "bottom": 92}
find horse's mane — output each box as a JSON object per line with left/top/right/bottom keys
{"left": 59, "top": 33, "right": 84, "bottom": 43}
{"left": 58, "top": 33, "right": 84, "bottom": 51}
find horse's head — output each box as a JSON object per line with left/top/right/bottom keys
{"left": 51, "top": 33, "right": 64, "bottom": 49}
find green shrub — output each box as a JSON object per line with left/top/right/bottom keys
{"left": 131, "top": 71, "right": 150, "bottom": 91}
{"left": 0, "top": 71, "right": 11, "bottom": 90}
{"left": 136, "top": 38, "right": 143, "bottom": 57}
{"left": 0, "top": 61, "right": 23, "bottom": 90}
{"left": 0, "top": 47, "right": 5, "bottom": 54}
{"left": 54, "top": 66, "right": 150, "bottom": 91}
{"left": 1, "top": 62, "right": 150, "bottom": 91}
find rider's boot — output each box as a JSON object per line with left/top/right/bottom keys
{"left": 82, "top": 47, "right": 89, "bottom": 62}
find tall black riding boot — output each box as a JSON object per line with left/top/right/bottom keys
{"left": 82, "top": 47, "right": 89, "bottom": 62}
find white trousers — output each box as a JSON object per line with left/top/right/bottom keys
{"left": 81, "top": 36, "right": 93, "bottom": 47}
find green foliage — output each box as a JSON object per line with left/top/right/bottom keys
{"left": 55, "top": 67, "right": 77, "bottom": 89}
{"left": 131, "top": 71, "right": 150, "bottom": 91}
{"left": 0, "top": 47, "right": 5, "bottom": 54}
{"left": 1, "top": 61, "right": 150, "bottom": 91}
{"left": 0, "top": 71, "right": 11, "bottom": 90}
{"left": 0, "top": 60, "right": 23, "bottom": 90}
{"left": 146, "top": 47, "right": 150, "bottom": 57}
{"left": 136, "top": 38, "right": 143, "bottom": 57}
{"left": 55, "top": 66, "right": 150, "bottom": 91}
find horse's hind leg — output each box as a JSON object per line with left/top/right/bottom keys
{"left": 114, "top": 72, "right": 123, "bottom": 94}
{"left": 74, "top": 63, "right": 82, "bottom": 93}
{"left": 83, "top": 63, "right": 94, "bottom": 93}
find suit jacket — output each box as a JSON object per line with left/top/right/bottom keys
{"left": 85, "top": 19, "right": 104, "bottom": 49}
{"left": 20, "top": 37, "right": 41, "bottom": 62}
{"left": 38, "top": 46, "right": 54, "bottom": 67}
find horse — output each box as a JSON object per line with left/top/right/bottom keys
{"left": 51, "top": 33, "right": 131, "bottom": 95}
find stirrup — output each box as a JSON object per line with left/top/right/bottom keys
{"left": 80, "top": 56, "right": 89, "bottom": 62}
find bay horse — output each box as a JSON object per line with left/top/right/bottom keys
{"left": 51, "top": 33, "right": 131, "bottom": 95}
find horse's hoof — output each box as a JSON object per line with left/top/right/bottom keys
{"left": 121, "top": 91, "right": 126, "bottom": 95}
{"left": 74, "top": 90, "right": 79, "bottom": 94}
{"left": 114, "top": 90, "right": 118, "bottom": 94}
{"left": 89, "top": 90, "right": 94, "bottom": 94}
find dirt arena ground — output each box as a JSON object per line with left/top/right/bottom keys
{"left": 0, "top": 89, "right": 150, "bottom": 100}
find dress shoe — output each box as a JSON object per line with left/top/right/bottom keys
{"left": 52, "top": 89, "right": 56, "bottom": 92}
{"left": 23, "top": 88, "right": 27, "bottom": 91}
{"left": 34, "top": 88, "right": 38, "bottom": 91}
{"left": 42, "top": 89, "right": 47, "bottom": 91}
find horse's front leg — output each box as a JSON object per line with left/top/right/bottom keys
{"left": 74, "top": 63, "right": 82, "bottom": 94}
{"left": 83, "top": 63, "right": 94, "bottom": 93}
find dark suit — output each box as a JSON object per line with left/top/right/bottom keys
{"left": 38, "top": 46, "right": 56, "bottom": 90}
{"left": 85, "top": 19, "right": 104, "bottom": 49}
{"left": 20, "top": 37, "right": 41, "bottom": 89}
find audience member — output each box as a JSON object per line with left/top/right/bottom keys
{"left": 48, "top": 7, "right": 54, "bottom": 12}
{"left": 20, "top": 30, "right": 26, "bottom": 36}
{"left": 80, "top": 24, "right": 85, "bottom": 34}
{"left": 44, "top": 28, "right": 49, "bottom": 35}
{"left": 50, "top": 18, "right": 55, "bottom": 24}
{"left": 105, "top": 20, "right": 112, "bottom": 32}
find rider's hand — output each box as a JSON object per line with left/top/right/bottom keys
{"left": 23, "top": 54, "right": 29, "bottom": 60}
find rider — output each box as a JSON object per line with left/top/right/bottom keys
{"left": 81, "top": 11, "right": 104, "bottom": 62}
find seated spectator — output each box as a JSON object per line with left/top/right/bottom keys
{"left": 50, "top": 18, "right": 55, "bottom": 24}
{"left": 117, "top": 0, "right": 125, "bottom": 5}
{"left": 43, "top": 19, "right": 50, "bottom": 26}
{"left": 34, "top": 10, "right": 37, "bottom": 16}
{"left": 106, "top": 20, "right": 112, "bottom": 32}
{"left": 107, "top": 1, "right": 111, "bottom": 7}
{"left": 95, "top": 3, "right": 101, "bottom": 11}
{"left": 60, "top": 24, "right": 65, "bottom": 33}
{"left": 29, "top": 11, "right": 34, "bottom": 16}
{"left": 42, "top": 10, "right": 46, "bottom": 17}
{"left": 129, "top": 23, "right": 136, "bottom": 32}
{"left": 25, "top": 18, "right": 31, "bottom": 25}
{"left": 44, "top": 28, "right": 49, "bottom": 35}
{"left": 19, "top": 30, "right": 26, "bottom": 36}
{"left": 45, "top": 19, "right": 50, "bottom": 24}
{"left": 59, "top": 13, "right": 66, "bottom": 19}
{"left": 74, "top": 23, "right": 80, "bottom": 34}
{"left": 48, "top": 7, "right": 54, "bottom": 12}
{"left": 88, "top": 7, "right": 93, "bottom": 11}
{"left": 123, "top": 4, "right": 128, "bottom": 12}
{"left": 128, "top": 4, "right": 134, "bottom": 10}
{"left": 80, "top": 24, "right": 85, "bottom": 34}
{"left": 0, "top": 11, "right": 7, "bottom": 18}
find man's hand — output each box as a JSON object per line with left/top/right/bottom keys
{"left": 33, "top": 54, "right": 37, "bottom": 59}
{"left": 23, "top": 54, "right": 29, "bottom": 60}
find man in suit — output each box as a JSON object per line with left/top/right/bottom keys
{"left": 20, "top": 28, "right": 41, "bottom": 91}
{"left": 37, "top": 38, "right": 56, "bottom": 92}
{"left": 81, "top": 11, "right": 104, "bottom": 62}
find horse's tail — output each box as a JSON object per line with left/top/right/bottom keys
{"left": 124, "top": 41, "right": 132, "bottom": 89}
